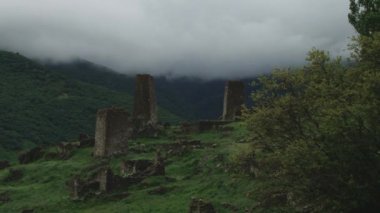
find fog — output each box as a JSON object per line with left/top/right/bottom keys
{"left": 0, "top": 0, "right": 356, "bottom": 79}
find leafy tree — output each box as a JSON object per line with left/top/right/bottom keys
{"left": 349, "top": 31, "right": 380, "bottom": 67}
{"left": 237, "top": 1, "right": 380, "bottom": 211}
{"left": 348, "top": 0, "right": 380, "bottom": 36}
{"left": 241, "top": 48, "right": 380, "bottom": 211}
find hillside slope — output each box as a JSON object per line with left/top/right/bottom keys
{"left": 0, "top": 122, "right": 273, "bottom": 213}
{"left": 0, "top": 51, "right": 180, "bottom": 158}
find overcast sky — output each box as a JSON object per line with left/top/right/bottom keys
{"left": 0, "top": 0, "right": 355, "bottom": 79}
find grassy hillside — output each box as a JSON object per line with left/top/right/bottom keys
{"left": 0, "top": 51, "right": 180, "bottom": 159}
{"left": 0, "top": 122, "right": 276, "bottom": 213}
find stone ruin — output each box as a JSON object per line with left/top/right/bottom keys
{"left": 120, "top": 150, "right": 165, "bottom": 177}
{"left": 68, "top": 151, "right": 165, "bottom": 200}
{"left": 94, "top": 108, "right": 133, "bottom": 157}
{"left": 222, "top": 81, "right": 245, "bottom": 121}
{"left": 133, "top": 74, "right": 157, "bottom": 128}
{"left": 18, "top": 147, "right": 44, "bottom": 164}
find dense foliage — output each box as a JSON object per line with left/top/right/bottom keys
{"left": 0, "top": 51, "right": 179, "bottom": 154}
{"left": 349, "top": 0, "right": 380, "bottom": 36}
{"left": 242, "top": 3, "right": 380, "bottom": 211}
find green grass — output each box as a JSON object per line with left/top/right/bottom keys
{"left": 0, "top": 122, "right": 274, "bottom": 213}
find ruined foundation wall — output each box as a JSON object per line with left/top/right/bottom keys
{"left": 222, "top": 81, "right": 245, "bottom": 121}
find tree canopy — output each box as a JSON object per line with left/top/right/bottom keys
{"left": 348, "top": 0, "right": 380, "bottom": 35}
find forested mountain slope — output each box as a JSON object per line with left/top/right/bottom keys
{"left": 0, "top": 51, "right": 179, "bottom": 158}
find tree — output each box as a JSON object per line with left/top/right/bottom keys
{"left": 348, "top": 0, "right": 380, "bottom": 36}
{"left": 241, "top": 48, "right": 380, "bottom": 211}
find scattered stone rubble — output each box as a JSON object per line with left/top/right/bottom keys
{"left": 68, "top": 150, "right": 165, "bottom": 200}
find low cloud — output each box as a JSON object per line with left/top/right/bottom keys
{"left": 0, "top": 0, "right": 355, "bottom": 79}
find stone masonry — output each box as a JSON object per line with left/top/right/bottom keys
{"left": 94, "top": 108, "right": 132, "bottom": 157}
{"left": 133, "top": 74, "right": 157, "bottom": 127}
{"left": 222, "top": 81, "right": 245, "bottom": 121}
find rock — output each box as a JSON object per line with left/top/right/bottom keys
{"left": 0, "top": 160, "right": 10, "bottom": 170}
{"left": 18, "top": 147, "right": 44, "bottom": 164}
{"left": 189, "top": 198, "right": 216, "bottom": 213}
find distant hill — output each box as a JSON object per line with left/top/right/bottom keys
{"left": 0, "top": 51, "right": 179, "bottom": 157}
{"left": 47, "top": 60, "right": 256, "bottom": 121}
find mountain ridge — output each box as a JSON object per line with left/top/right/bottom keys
{"left": 46, "top": 60, "right": 256, "bottom": 120}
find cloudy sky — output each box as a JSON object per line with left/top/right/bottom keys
{"left": 0, "top": 0, "right": 355, "bottom": 79}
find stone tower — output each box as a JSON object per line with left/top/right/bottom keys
{"left": 222, "top": 81, "right": 244, "bottom": 121}
{"left": 94, "top": 108, "right": 132, "bottom": 157}
{"left": 133, "top": 74, "right": 157, "bottom": 126}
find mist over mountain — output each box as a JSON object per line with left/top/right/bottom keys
{"left": 0, "top": 0, "right": 355, "bottom": 79}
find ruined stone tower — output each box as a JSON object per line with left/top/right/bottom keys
{"left": 94, "top": 108, "right": 132, "bottom": 157}
{"left": 133, "top": 74, "right": 157, "bottom": 126}
{"left": 222, "top": 81, "right": 245, "bottom": 121}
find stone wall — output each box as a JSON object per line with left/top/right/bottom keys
{"left": 94, "top": 108, "right": 132, "bottom": 157}
{"left": 222, "top": 81, "right": 244, "bottom": 121}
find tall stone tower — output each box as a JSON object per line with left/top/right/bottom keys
{"left": 222, "top": 81, "right": 244, "bottom": 121}
{"left": 133, "top": 74, "right": 157, "bottom": 127}
{"left": 94, "top": 108, "right": 132, "bottom": 157}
